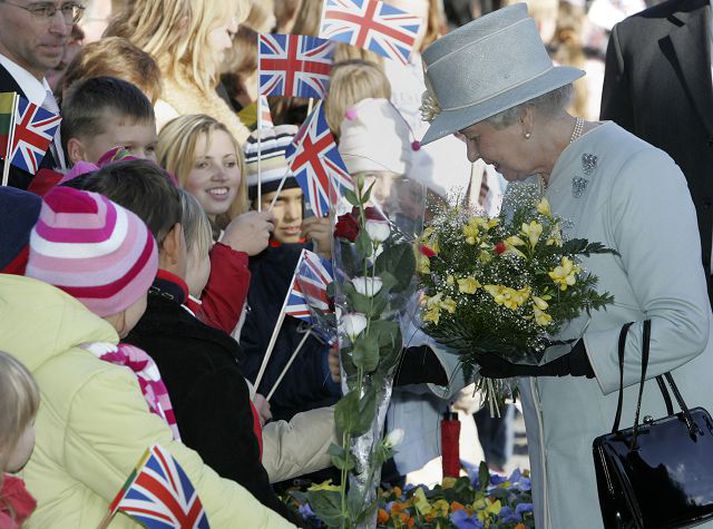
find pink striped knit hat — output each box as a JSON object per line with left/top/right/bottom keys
{"left": 26, "top": 187, "right": 158, "bottom": 317}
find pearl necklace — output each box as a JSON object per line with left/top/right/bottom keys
{"left": 569, "top": 117, "right": 584, "bottom": 144}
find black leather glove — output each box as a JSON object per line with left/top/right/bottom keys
{"left": 394, "top": 345, "right": 449, "bottom": 386}
{"left": 476, "top": 340, "right": 594, "bottom": 379}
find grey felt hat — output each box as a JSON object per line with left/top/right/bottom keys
{"left": 420, "top": 3, "right": 584, "bottom": 145}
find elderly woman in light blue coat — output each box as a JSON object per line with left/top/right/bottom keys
{"left": 419, "top": 4, "right": 713, "bottom": 528}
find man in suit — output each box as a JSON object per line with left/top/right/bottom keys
{"left": 600, "top": 0, "right": 713, "bottom": 304}
{"left": 0, "top": 0, "right": 77, "bottom": 189}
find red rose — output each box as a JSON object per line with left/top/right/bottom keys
{"left": 419, "top": 244, "right": 436, "bottom": 258}
{"left": 334, "top": 213, "right": 360, "bottom": 241}
{"left": 494, "top": 241, "right": 507, "bottom": 255}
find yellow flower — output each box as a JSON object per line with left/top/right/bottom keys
{"left": 416, "top": 252, "right": 430, "bottom": 274}
{"left": 536, "top": 197, "right": 552, "bottom": 218}
{"left": 458, "top": 276, "right": 481, "bottom": 294}
{"left": 413, "top": 487, "right": 432, "bottom": 515}
{"left": 441, "top": 477, "right": 457, "bottom": 490}
{"left": 532, "top": 295, "right": 549, "bottom": 310}
{"left": 463, "top": 219, "right": 480, "bottom": 245}
{"left": 484, "top": 285, "right": 531, "bottom": 310}
{"left": 446, "top": 274, "right": 455, "bottom": 286}
{"left": 432, "top": 499, "right": 450, "bottom": 517}
{"left": 533, "top": 305, "right": 553, "bottom": 326}
{"left": 423, "top": 305, "right": 440, "bottom": 324}
{"left": 440, "top": 296, "right": 457, "bottom": 314}
{"left": 548, "top": 256, "right": 581, "bottom": 291}
{"left": 472, "top": 216, "right": 500, "bottom": 230}
{"left": 504, "top": 235, "right": 527, "bottom": 258}
{"left": 521, "top": 220, "right": 543, "bottom": 248}
{"left": 307, "top": 479, "right": 340, "bottom": 492}
{"left": 478, "top": 250, "right": 493, "bottom": 264}
{"left": 546, "top": 222, "right": 563, "bottom": 246}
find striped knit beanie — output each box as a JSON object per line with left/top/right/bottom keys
{"left": 244, "top": 124, "right": 300, "bottom": 200}
{"left": 26, "top": 187, "right": 158, "bottom": 317}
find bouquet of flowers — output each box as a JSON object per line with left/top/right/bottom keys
{"left": 416, "top": 187, "right": 615, "bottom": 413}
{"left": 285, "top": 463, "right": 535, "bottom": 529}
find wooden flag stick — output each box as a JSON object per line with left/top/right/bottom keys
{"left": 253, "top": 250, "right": 308, "bottom": 391}
{"left": 266, "top": 328, "right": 312, "bottom": 402}
{"left": 307, "top": 97, "right": 315, "bottom": 116}
{"left": 268, "top": 166, "right": 292, "bottom": 212}
{"left": 1, "top": 93, "right": 18, "bottom": 187}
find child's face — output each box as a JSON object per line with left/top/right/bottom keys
{"left": 185, "top": 243, "right": 211, "bottom": 299}
{"left": 185, "top": 130, "right": 242, "bottom": 219}
{"left": 6, "top": 422, "right": 35, "bottom": 473}
{"left": 74, "top": 115, "right": 158, "bottom": 165}
{"left": 259, "top": 187, "right": 304, "bottom": 244}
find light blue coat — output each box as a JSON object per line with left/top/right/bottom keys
{"left": 519, "top": 122, "right": 713, "bottom": 528}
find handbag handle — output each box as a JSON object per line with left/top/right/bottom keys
{"left": 613, "top": 320, "right": 699, "bottom": 442}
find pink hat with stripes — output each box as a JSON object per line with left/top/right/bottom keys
{"left": 26, "top": 187, "right": 158, "bottom": 317}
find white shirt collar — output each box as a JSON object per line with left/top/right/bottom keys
{"left": 0, "top": 52, "right": 51, "bottom": 106}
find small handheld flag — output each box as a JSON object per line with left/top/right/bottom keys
{"left": 258, "top": 34, "right": 335, "bottom": 99}
{"left": 102, "top": 444, "right": 210, "bottom": 529}
{"left": 286, "top": 101, "right": 353, "bottom": 217}
{"left": 319, "top": 0, "right": 423, "bottom": 65}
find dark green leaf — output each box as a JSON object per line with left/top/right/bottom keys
{"left": 375, "top": 243, "right": 416, "bottom": 292}
{"left": 344, "top": 189, "right": 360, "bottom": 207}
{"left": 478, "top": 461, "right": 490, "bottom": 491}
{"left": 306, "top": 490, "right": 344, "bottom": 528}
{"left": 357, "top": 230, "right": 372, "bottom": 257}
{"left": 361, "top": 180, "right": 376, "bottom": 204}
{"left": 334, "top": 390, "right": 359, "bottom": 436}
{"left": 352, "top": 333, "right": 379, "bottom": 372}
{"left": 327, "top": 442, "right": 354, "bottom": 471}
{"left": 352, "top": 387, "right": 378, "bottom": 436}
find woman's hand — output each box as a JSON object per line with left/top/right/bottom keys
{"left": 302, "top": 217, "right": 333, "bottom": 258}
{"left": 327, "top": 344, "right": 341, "bottom": 384}
{"left": 252, "top": 392, "right": 272, "bottom": 425}
{"left": 221, "top": 210, "right": 275, "bottom": 256}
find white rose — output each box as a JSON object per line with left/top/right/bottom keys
{"left": 342, "top": 313, "right": 367, "bottom": 340}
{"left": 384, "top": 428, "right": 404, "bottom": 448}
{"left": 365, "top": 219, "right": 391, "bottom": 243}
{"left": 352, "top": 276, "right": 383, "bottom": 297}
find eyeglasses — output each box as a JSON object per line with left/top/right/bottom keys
{"left": 2, "top": 1, "right": 86, "bottom": 24}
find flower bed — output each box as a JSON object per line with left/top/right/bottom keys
{"left": 285, "top": 463, "right": 534, "bottom": 529}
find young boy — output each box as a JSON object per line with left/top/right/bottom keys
{"left": 61, "top": 76, "right": 158, "bottom": 165}
{"left": 240, "top": 126, "right": 341, "bottom": 422}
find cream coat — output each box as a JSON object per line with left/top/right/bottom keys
{"left": 0, "top": 275, "right": 295, "bottom": 529}
{"left": 516, "top": 123, "right": 713, "bottom": 528}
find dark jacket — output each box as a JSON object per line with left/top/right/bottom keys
{"left": 600, "top": 0, "right": 713, "bottom": 285}
{"left": 125, "top": 271, "right": 300, "bottom": 525}
{"left": 240, "top": 244, "right": 339, "bottom": 421}
{"left": 0, "top": 63, "right": 59, "bottom": 190}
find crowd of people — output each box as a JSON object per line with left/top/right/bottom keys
{"left": 1, "top": 0, "right": 712, "bottom": 528}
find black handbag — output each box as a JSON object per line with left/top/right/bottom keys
{"left": 593, "top": 320, "right": 713, "bottom": 529}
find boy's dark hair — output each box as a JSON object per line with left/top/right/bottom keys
{"left": 61, "top": 76, "right": 155, "bottom": 143}
{"left": 78, "top": 160, "right": 181, "bottom": 245}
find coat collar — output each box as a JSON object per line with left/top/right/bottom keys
{"left": 667, "top": 0, "right": 713, "bottom": 136}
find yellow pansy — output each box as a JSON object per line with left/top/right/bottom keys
{"left": 307, "top": 479, "right": 340, "bottom": 492}
{"left": 533, "top": 305, "right": 553, "bottom": 326}
{"left": 484, "top": 285, "right": 531, "bottom": 310}
{"left": 548, "top": 256, "right": 581, "bottom": 291}
{"left": 458, "top": 276, "right": 481, "bottom": 294}
{"left": 536, "top": 197, "right": 552, "bottom": 218}
{"left": 413, "top": 487, "right": 432, "bottom": 515}
{"left": 521, "top": 220, "right": 543, "bottom": 248}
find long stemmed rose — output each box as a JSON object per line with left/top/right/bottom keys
{"left": 308, "top": 176, "right": 416, "bottom": 529}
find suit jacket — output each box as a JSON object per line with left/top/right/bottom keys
{"left": 601, "top": 0, "right": 713, "bottom": 278}
{"left": 0, "top": 63, "right": 58, "bottom": 190}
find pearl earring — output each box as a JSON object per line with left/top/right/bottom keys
{"left": 524, "top": 132, "right": 532, "bottom": 139}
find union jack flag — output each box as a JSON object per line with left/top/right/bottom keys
{"left": 286, "top": 101, "right": 353, "bottom": 217}
{"left": 109, "top": 444, "right": 210, "bottom": 529}
{"left": 319, "top": 0, "right": 423, "bottom": 65}
{"left": 4, "top": 96, "right": 61, "bottom": 175}
{"left": 259, "top": 34, "right": 335, "bottom": 99}
{"left": 258, "top": 95, "right": 274, "bottom": 129}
